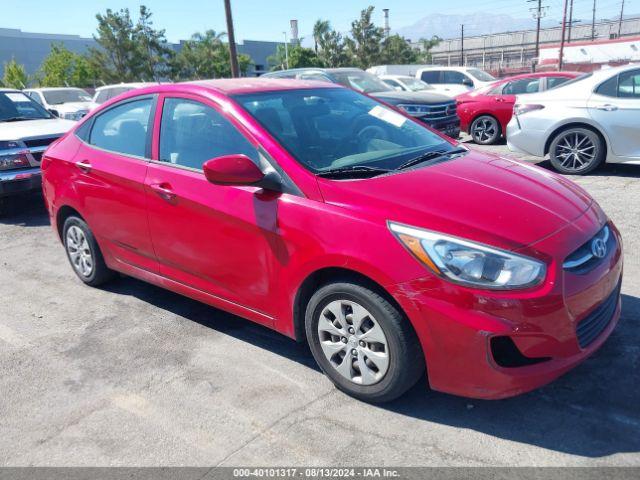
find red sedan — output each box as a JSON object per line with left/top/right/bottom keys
{"left": 456, "top": 72, "right": 580, "bottom": 144}
{"left": 42, "top": 80, "right": 621, "bottom": 401}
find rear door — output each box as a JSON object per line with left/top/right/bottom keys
{"left": 73, "top": 95, "right": 158, "bottom": 273}
{"left": 144, "top": 93, "right": 283, "bottom": 325}
{"left": 588, "top": 68, "right": 640, "bottom": 159}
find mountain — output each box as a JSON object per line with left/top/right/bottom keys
{"left": 395, "top": 12, "right": 555, "bottom": 41}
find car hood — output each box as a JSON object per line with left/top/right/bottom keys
{"left": 370, "top": 90, "right": 454, "bottom": 105}
{"left": 52, "top": 102, "right": 93, "bottom": 113}
{"left": 0, "top": 118, "right": 76, "bottom": 141}
{"left": 317, "top": 151, "right": 594, "bottom": 250}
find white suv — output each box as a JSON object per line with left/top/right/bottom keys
{"left": 91, "top": 83, "right": 153, "bottom": 109}
{"left": 24, "top": 87, "right": 93, "bottom": 121}
{"left": 415, "top": 67, "right": 496, "bottom": 97}
{"left": 507, "top": 64, "right": 640, "bottom": 174}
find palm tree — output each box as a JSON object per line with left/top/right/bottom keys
{"left": 312, "top": 20, "right": 331, "bottom": 54}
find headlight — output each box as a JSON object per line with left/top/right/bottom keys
{"left": 0, "top": 151, "right": 31, "bottom": 171}
{"left": 389, "top": 222, "right": 546, "bottom": 290}
{"left": 396, "top": 104, "right": 429, "bottom": 117}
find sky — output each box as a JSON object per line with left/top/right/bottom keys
{"left": 0, "top": 0, "right": 632, "bottom": 43}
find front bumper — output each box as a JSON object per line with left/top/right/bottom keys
{"left": 388, "top": 220, "right": 623, "bottom": 400}
{"left": 0, "top": 168, "right": 42, "bottom": 197}
{"left": 419, "top": 116, "right": 461, "bottom": 139}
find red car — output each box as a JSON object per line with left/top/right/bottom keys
{"left": 42, "top": 80, "right": 622, "bottom": 402}
{"left": 456, "top": 72, "right": 580, "bottom": 145}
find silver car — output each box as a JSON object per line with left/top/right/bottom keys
{"left": 507, "top": 64, "right": 640, "bottom": 174}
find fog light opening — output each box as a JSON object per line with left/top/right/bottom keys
{"left": 490, "top": 336, "right": 550, "bottom": 368}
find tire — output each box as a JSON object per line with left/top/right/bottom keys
{"left": 549, "top": 127, "right": 605, "bottom": 175}
{"left": 63, "top": 216, "right": 116, "bottom": 287}
{"left": 305, "top": 281, "right": 425, "bottom": 403}
{"left": 470, "top": 115, "right": 501, "bottom": 145}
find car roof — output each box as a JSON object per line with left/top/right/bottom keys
{"left": 24, "top": 87, "right": 87, "bottom": 92}
{"left": 0, "top": 88, "right": 19, "bottom": 93}
{"left": 186, "top": 78, "right": 340, "bottom": 95}
{"left": 95, "top": 82, "right": 153, "bottom": 91}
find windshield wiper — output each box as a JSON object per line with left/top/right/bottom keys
{"left": 316, "top": 165, "right": 391, "bottom": 179}
{"left": 396, "top": 147, "right": 468, "bottom": 171}
{"left": 1, "top": 116, "right": 36, "bottom": 122}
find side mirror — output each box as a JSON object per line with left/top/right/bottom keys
{"left": 203, "top": 154, "right": 265, "bottom": 186}
{"left": 48, "top": 109, "right": 60, "bottom": 117}
{"left": 462, "top": 78, "right": 474, "bottom": 87}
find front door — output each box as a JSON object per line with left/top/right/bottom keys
{"left": 144, "top": 94, "right": 283, "bottom": 325}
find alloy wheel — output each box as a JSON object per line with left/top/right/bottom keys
{"left": 471, "top": 116, "right": 499, "bottom": 144}
{"left": 66, "top": 225, "right": 94, "bottom": 277}
{"left": 554, "top": 131, "right": 597, "bottom": 172}
{"left": 316, "top": 299, "right": 390, "bottom": 385}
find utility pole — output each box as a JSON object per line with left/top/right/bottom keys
{"left": 559, "top": 0, "right": 569, "bottom": 71}
{"left": 283, "top": 31, "right": 289, "bottom": 69}
{"left": 460, "top": 24, "right": 464, "bottom": 66}
{"left": 591, "top": 0, "right": 597, "bottom": 40}
{"left": 528, "top": 0, "right": 547, "bottom": 69}
{"left": 223, "top": 0, "right": 240, "bottom": 77}
{"left": 618, "top": 0, "right": 625, "bottom": 37}
{"left": 568, "top": 0, "right": 574, "bottom": 42}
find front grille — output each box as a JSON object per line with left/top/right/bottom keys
{"left": 576, "top": 280, "right": 621, "bottom": 348}
{"left": 22, "top": 136, "right": 60, "bottom": 149}
{"left": 421, "top": 102, "right": 457, "bottom": 121}
{"left": 564, "top": 224, "right": 616, "bottom": 274}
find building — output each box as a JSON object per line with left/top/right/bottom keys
{"left": 0, "top": 27, "right": 281, "bottom": 82}
{"left": 426, "top": 16, "right": 640, "bottom": 76}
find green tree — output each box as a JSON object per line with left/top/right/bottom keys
{"left": 37, "top": 43, "right": 96, "bottom": 87}
{"left": 269, "top": 44, "right": 322, "bottom": 70}
{"left": 344, "top": 6, "right": 385, "bottom": 69}
{"left": 88, "top": 5, "right": 171, "bottom": 83}
{"left": 2, "top": 59, "right": 28, "bottom": 89}
{"left": 170, "top": 30, "right": 252, "bottom": 80}
{"left": 312, "top": 19, "right": 330, "bottom": 54}
{"left": 419, "top": 36, "right": 442, "bottom": 63}
{"left": 380, "top": 35, "right": 419, "bottom": 65}
{"left": 315, "top": 22, "right": 348, "bottom": 68}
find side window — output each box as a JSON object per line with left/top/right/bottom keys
{"left": 159, "top": 98, "right": 258, "bottom": 170}
{"left": 28, "top": 92, "right": 44, "bottom": 105}
{"left": 546, "top": 76, "right": 571, "bottom": 89}
{"left": 420, "top": 70, "right": 441, "bottom": 84}
{"left": 94, "top": 91, "right": 108, "bottom": 104}
{"left": 618, "top": 70, "right": 640, "bottom": 98}
{"left": 503, "top": 78, "right": 540, "bottom": 95}
{"left": 89, "top": 98, "right": 152, "bottom": 157}
{"left": 596, "top": 76, "right": 618, "bottom": 97}
{"left": 443, "top": 71, "right": 467, "bottom": 85}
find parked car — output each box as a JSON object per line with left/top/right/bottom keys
{"left": 263, "top": 68, "right": 460, "bottom": 138}
{"left": 24, "top": 87, "right": 93, "bottom": 121}
{"left": 456, "top": 72, "right": 580, "bottom": 145}
{"left": 416, "top": 67, "right": 496, "bottom": 97}
{"left": 507, "top": 64, "right": 640, "bottom": 174}
{"left": 43, "top": 79, "right": 622, "bottom": 402}
{"left": 379, "top": 75, "right": 435, "bottom": 93}
{"left": 0, "top": 89, "right": 74, "bottom": 201}
{"left": 367, "top": 64, "right": 434, "bottom": 77}
{"left": 90, "top": 82, "right": 152, "bottom": 109}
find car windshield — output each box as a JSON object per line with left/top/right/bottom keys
{"left": 234, "top": 87, "right": 456, "bottom": 175}
{"left": 401, "top": 77, "right": 434, "bottom": 92}
{"left": 468, "top": 69, "right": 496, "bottom": 82}
{"left": 331, "top": 71, "right": 393, "bottom": 94}
{"left": 0, "top": 91, "right": 53, "bottom": 122}
{"left": 43, "top": 89, "right": 92, "bottom": 105}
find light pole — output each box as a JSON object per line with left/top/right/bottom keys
{"left": 283, "top": 31, "right": 289, "bottom": 69}
{"left": 223, "top": 0, "right": 240, "bottom": 77}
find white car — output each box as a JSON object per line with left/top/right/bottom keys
{"left": 24, "top": 87, "right": 92, "bottom": 121}
{"left": 0, "top": 89, "right": 74, "bottom": 201}
{"left": 91, "top": 83, "right": 153, "bottom": 109}
{"left": 379, "top": 75, "right": 435, "bottom": 93}
{"left": 415, "top": 67, "right": 496, "bottom": 97}
{"left": 507, "top": 64, "right": 640, "bottom": 175}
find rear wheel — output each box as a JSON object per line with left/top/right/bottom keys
{"left": 470, "top": 115, "right": 501, "bottom": 145}
{"left": 305, "top": 281, "right": 424, "bottom": 403}
{"left": 63, "top": 216, "right": 116, "bottom": 287}
{"left": 549, "top": 127, "right": 605, "bottom": 175}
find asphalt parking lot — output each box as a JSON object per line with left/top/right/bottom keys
{"left": 1, "top": 140, "right": 639, "bottom": 467}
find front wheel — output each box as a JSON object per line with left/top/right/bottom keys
{"left": 305, "top": 281, "right": 424, "bottom": 403}
{"left": 470, "top": 115, "right": 501, "bottom": 145}
{"left": 63, "top": 216, "right": 116, "bottom": 287}
{"left": 549, "top": 127, "right": 605, "bottom": 175}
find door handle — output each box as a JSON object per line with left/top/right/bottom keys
{"left": 75, "top": 159, "right": 92, "bottom": 173}
{"left": 149, "top": 183, "right": 177, "bottom": 203}
{"left": 595, "top": 104, "right": 618, "bottom": 111}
